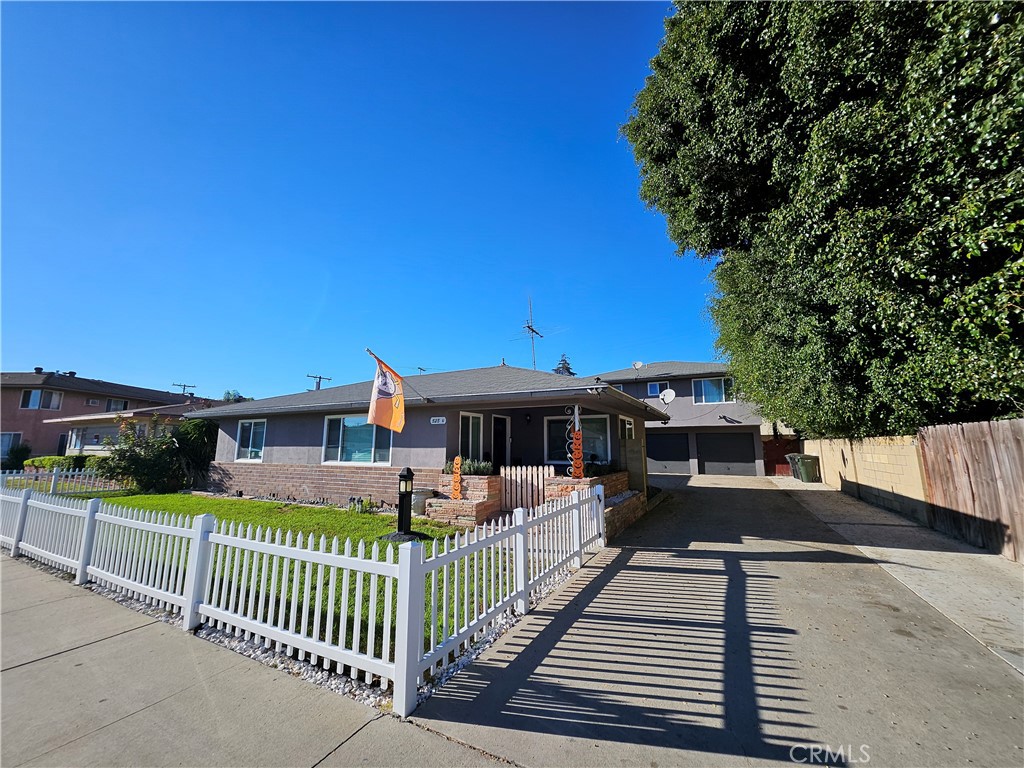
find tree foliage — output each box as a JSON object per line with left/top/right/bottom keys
{"left": 96, "top": 417, "right": 218, "bottom": 492}
{"left": 625, "top": 1, "right": 1022, "bottom": 437}
{"left": 552, "top": 354, "right": 577, "bottom": 376}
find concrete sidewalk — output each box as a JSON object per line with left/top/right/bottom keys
{"left": 1, "top": 556, "right": 501, "bottom": 768}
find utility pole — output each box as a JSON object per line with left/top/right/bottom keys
{"left": 306, "top": 373, "right": 332, "bottom": 391}
{"left": 173, "top": 383, "right": 195, "bottom": 396}
{"left": 524, "top": 297, "right": 544, "bottom": 370}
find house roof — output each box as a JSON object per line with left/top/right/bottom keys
{"left": 189, "top": 365, "right": 670, "bottom": 422}
{"left": 43, "top": 402, "right": 210, "bottom": 426}
{"left": 590, "top": 361, "right": 731, "bottom": 382}
{"left": 1, "top": 371, "right": 190, "bottom": 405}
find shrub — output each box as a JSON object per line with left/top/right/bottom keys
{"left": 96, "top": 416, "right": 185, "bottom": 493}
{"left": 442, "top": 457, "right": 494, "bottom": 476}
{"left": 2, "top": 443, "right": 32, "bottom": 471}
{"left": 24, "top": 455, "right": 90, "bottom": 471}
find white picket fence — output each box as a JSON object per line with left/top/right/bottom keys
{"left": 0, "top": 468, "right": 124, "bottom": 495}
{"left": 0, "top": 483, "right": 605, "bottom": 717}
{"left": 500, "top": 464, "right": 554, "bottom": 511}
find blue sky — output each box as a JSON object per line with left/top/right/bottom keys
{"left": 2, "top": 1, "right": 718, "bottom": 400}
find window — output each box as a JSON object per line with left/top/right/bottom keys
{"left": 693, "top": 377, "right": 735, "bottom": 404}
{"left": 544, "top": 415, "right": 610, "bottom": 464}
{"left": 236, "top": 420, "right": 266, "bottom": 461}
{"left": 612, "top": 384, "right": 624, "bottom": 392}
{"left": 460, "top": 413, "right": 483, "bottom": 461}
{"left": 86, "top": 398, "right": 100, "bottom": 407}
{"left": 20, "top": 389, "right": 62, "bottom": 410}
{"left": 647, "top": 381, "right": 669, "bottom": 397}
{"left": 1, "top": 433, "right": 21, "bottom": 460}
{"left": 106, "top": 398, "right": 129, "bottom": 412}
{"left": 619, "top": 417, "right": 635, "bottom": 440}
{"left": 323, "top": 416, "right": 391, "bottom": 463}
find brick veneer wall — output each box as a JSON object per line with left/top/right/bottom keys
{"left": 605, "top": 494, "right": 648, "bottom": 542}
{"left": 545, "top": 471, "right": 630, "bottom": 501}
{"left": 207, "top": 462, "right": 442, "bottom": 507}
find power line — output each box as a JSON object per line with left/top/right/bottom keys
{"left": 306, "top": 373, "right": 332, "bottom": 391}
{"left": 172, "top": 383, "right": 195, "bottom": 395}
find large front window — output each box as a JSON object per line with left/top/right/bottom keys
{"left": 693, "top": 377, "right": 735, "bottom": 404}
{"left": 1, "top": 433, "right": 21, "bottom": 460}
{"left": 460, "top": 413, "right": 483, "bottom": 461}
{"left": 544, "top": 415, "right": 610, "bottom": 464}
{"left": 323, "top": 416, "right": 391, "bottom": 463}
{"left": 20, "top": 389, "right": 62, "bottom": 410}
{"left": 236, "top": 420, "right": 266, "bottom": 461}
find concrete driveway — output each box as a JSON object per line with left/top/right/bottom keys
{"left": 413, "top": 475, "right": 1024, "bottom": 767}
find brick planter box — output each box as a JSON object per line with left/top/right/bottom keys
{"left": 425, "top": 474, "right": 502, "bottom": 526}
{"left": 605, "top": 493, "right": 648, "bottom": 542}
{"left": 207, "top": 462, "right": 441, "bottom": 507}
{"left": 545, "top": 471, "right": 630, "bottom": 500}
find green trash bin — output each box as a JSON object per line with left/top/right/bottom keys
{"left": 793, "top": 454, "right": 821, "bottom": 483}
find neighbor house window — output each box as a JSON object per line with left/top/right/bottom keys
{"left": 460, "top": 413, "right": 483, "bottom": 461}
{"left": 544, "top": 415, "right": 610, "bottom": 464}
{"left": 612, "top": 384, "right": 624, "bottom": 392}
{"left": 693, "top": 377, "right": 735, "bottom": 404}
{"left": 106, "top": 398, "right": 129, "bottom": 412}
{"left": 20, "top": 389, "right": 62, "bottom": 410}
{"left": 619, "top": 417, "right": 635, "bottom": 440}
{"left": 236, "top": 420, "right": 266, "bottom": 461}
{"left": 1, "top": 433, "right": 21, "bottom": 460}
{"left": 323, "top": 416, "right": 391, "bottom": 463}
{"left": 647, "top": 381, "right": 669, "bottom": 397}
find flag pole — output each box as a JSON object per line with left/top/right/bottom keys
{"left": 365, "top": 348, "right": 432, "bottom": 403}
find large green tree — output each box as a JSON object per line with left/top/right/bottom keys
{"left": 625, "top": 1, "right": 1022, "bottom": 437}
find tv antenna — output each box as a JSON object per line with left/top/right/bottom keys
{"left": 524, "top": 297, "right": 544, "bottom": 370}
{"left": 173, "top": 383, "right": 195, "bottom": 396}
{"left": 306, "top": 373, "right": 332, "bottom": 391}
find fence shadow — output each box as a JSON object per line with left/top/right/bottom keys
{"left": 412, "top": 482, "right": 891, "bottom": 764}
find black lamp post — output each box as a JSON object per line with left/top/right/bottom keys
{"left": 397, "top": 467, "right": 414, "bottom": 536}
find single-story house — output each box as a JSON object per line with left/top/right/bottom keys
{"left": 590, "top": 361, "right": 795, "bottom": 477}
{"left": 188, "top": 364, "right": 668, "bottom": 517}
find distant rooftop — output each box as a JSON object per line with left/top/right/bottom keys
{"left": 1, "top": 369, "right": 190, "bottom": 405}
{"left": 590, "top": 361, "right": 731, "bottom": 382}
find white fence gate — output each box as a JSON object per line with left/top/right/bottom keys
{"left": 500, "top": 464, "right": 554, "bottom": 511}
{"left": 0, "top": 483, "right": 606, "bottom": 718}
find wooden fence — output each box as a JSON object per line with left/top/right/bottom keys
{"left": 918, "top": 419, "right": 1024, "bottom": 563}
{"left": 500, "top": 464, "right": 554, "bottom": 511}
{"left": 0, "top": 482, "right": 605, "bottom": 717}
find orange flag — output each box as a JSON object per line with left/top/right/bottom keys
{"left": 367, "top": 354, "right": 405, "bottom": 433}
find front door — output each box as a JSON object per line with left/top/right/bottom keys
{"left": 492, "top": 416, "right": 510, "bottom": 468}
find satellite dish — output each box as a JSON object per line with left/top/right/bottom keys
{"left": 659, "top": 388, "right": 676, "bottom": 405}
{"left": 632, "top": 361, "right": 644, "bottom": 370}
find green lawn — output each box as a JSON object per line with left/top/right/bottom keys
{"left": 85, "top": 492, "right": 462, "bottom": 545}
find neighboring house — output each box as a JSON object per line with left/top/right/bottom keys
{"left": 44, "top": 401, "right": 214, "bottom": 457}
{"left": 590, "top": 361, "right": 777, "bottom": 477}
{"left": 0, "top": 368, "right": 193, "bottom": 459}
{"left": 188, "top": 364, "right": 668, "bottom": 506}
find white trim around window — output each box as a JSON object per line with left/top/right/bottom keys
{"left": 321, "top": 415, "right": 393, "bottom": 465}
{"left": 619, "top": 417, "right": 635, "bottom": 440}
{"left": 647, "top": 381, "right": 669, "bottom": 397}
{"left": 459, "top": 412, "right": 484, "bottom": 461}
{"left": 543, "top": 414, "right": 611, "bottom": 464}
{"left": 692, "top": 377, "right": 736, "bottom": 404}
{"left": 235, "top": 419, "right": 267, "bottom": 461}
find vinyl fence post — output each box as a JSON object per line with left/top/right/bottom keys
{"left": 182, "top": 513, "right": 216, "bottom": 632}
{"left": 570, "top": 490, "right": 582, "bottom": 569}
{"left": 393, "top": 541, "right": 424, "bottom": 718}
{"left": 11, "top": 488, "right": 32, "bottom": 558}
{"left": 49, "top": 468, "right": 61, "bottom": 495}
{"left": 75, "top": 498, "right": 101, "bottom": 585}
{"left": 513, "top": 507, "right": 529, "bottom": 615}
{"left": 595, "top": 484, "right": 606, "bottom": 547}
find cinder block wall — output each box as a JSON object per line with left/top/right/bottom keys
{"left": 803, "top": 437, "right": 930, "bottom": 523}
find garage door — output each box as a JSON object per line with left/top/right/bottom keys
{"left": 646, "top": 432, "right": 690, "bottom": 474}
{"left": 696, "top": 433, "right": 756, "bottom": 476}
